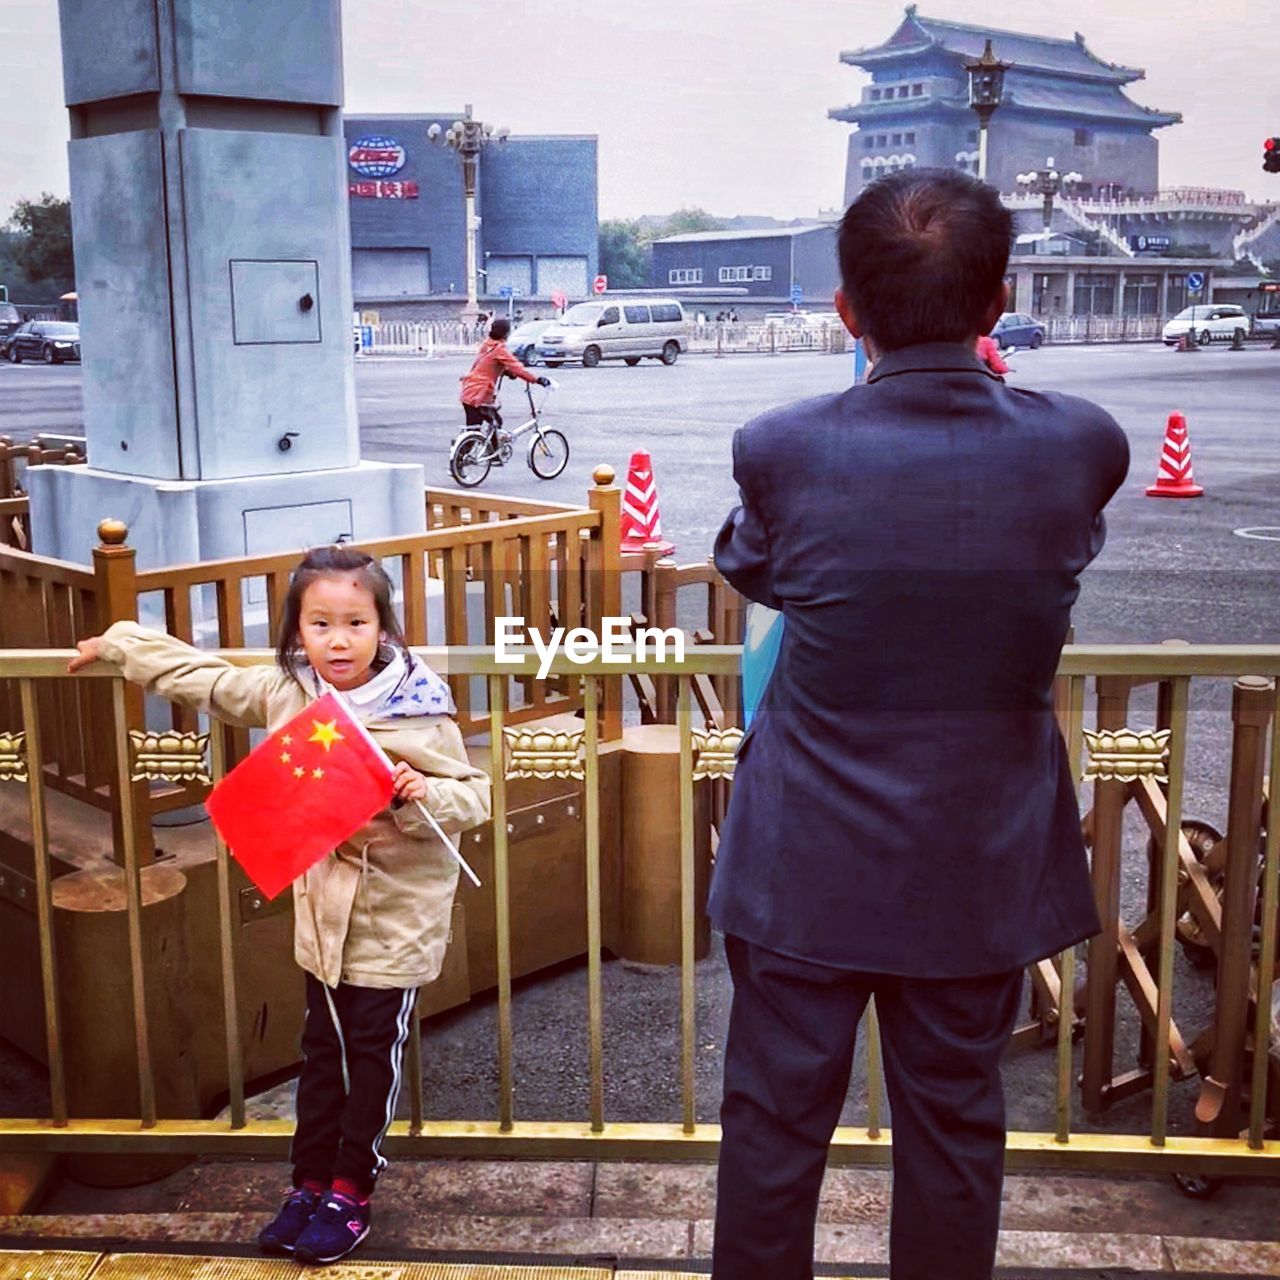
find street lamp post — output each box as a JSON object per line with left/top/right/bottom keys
{"left": 428, "top": 105, "right": 509, "bottom": 322}
{"left": 1016, "top": 158, "right": 1084, "bottom": 232}
{"left": 964, "top": 38, "right": 1010, "bottom": 183}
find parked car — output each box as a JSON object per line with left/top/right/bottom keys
{"left": 990, "top": 312, "right": 1045, "bottom": 350}
{"left": 1162, "top": 305, "right": 1248, "bottom": 346}
{"left": 508, "top": 319, "right": 554, "bottom": 366}
{"left": 6, "top": 320, "right": 82, "bottom": 364}
{"left": 537, "top": 299, "right": 687, "bottom": 368}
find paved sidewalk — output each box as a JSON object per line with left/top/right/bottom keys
{"left": 4, "top": 1159, "right": 1280, "bottom": 1275}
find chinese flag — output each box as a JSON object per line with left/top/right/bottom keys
{"left": 206, "top": 692, "right": 395, "bottom": 900}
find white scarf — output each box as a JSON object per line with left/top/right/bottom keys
{"left": 302, "top": 648, "right": 456, "bottom": 721}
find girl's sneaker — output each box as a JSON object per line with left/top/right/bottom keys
{"left": 258, "top": 1185, "right": 321, "bottom": 1255}
{"left": 293, "top": 1190, "right": 372, "bottom": 1265}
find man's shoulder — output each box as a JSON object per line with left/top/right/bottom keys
{"left": 737, "top": 390, "right": 852, "bottom": 449}
{"left": 1012, "top": 387, "right": 1128, "bottom": 451}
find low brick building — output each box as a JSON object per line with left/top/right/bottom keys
{"left": 345, "top": 114, "right": 598, "bottom": 313}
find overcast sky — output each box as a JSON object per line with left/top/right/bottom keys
{"left": 2, "top": 0, "right": 1277, "bottom": 225}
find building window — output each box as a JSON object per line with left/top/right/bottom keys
{"left": 1122, "top": 274, "right": 1160, "bottom": 317}
{"left": 904, "top": 131, "right": 915, "bottom": 145}
{"left": 898, "top": 85, "right": 910, "bottom": 98}
{"left": 912, "top": 83, "right": 924, "bottom": 95}
{"left": 967, "top": 129, "right": 979, "bottom": 144}
{"left": 863, "top": 134, "right": 875, "bottom": 150}
{"left": 668, "top": 268, "right": 702, "bottom": 285}
{"left": 1074, "top": 128, "right": 1092, "bottom": 146}
{"left": 1073, "top": 272, "right": 1117, "bottom": 316}
{"left": 753, "top": 265, "right": 772, "bottom": 281}
{"left": 877, "top": 134, "right": 888, "bottom": 146}
{"left": 870, "top": 88, "right": 881, "bottom": 101}
{"left": 892, "top": 133, "right": 902, "bottom": 145}
{"left": 719, "top": 266, "right": 754, "bottom": 283}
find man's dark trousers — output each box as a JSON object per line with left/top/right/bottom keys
{"left": 712, "top": 935, "right": 1023, "bottom": 1280}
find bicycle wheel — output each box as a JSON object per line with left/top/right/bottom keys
{"left": 528, "top": 428, "right": 569, "bottom": 479}
{"left": 450, "top": 431, "right": 492, "bottom": 487}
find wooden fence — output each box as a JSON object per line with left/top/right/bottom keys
{"left": 0, "top": 468, "right": 745, "bottom": 866}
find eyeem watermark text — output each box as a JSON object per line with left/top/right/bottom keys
{"left": 494, "top": 617, "right": 685, "bottom": 679}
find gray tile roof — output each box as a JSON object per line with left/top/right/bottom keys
{"left": 842, "top": 8, "right": 1144, "bottom": 84}
{"left": 652, "top": 226, "right": 836, "bottom": 245}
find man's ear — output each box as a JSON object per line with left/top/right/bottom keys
{"left": 979, "top": 281, "right": 1009, "bottom": 337}
{"left": 834, "top": 288, "right": 863, "bottom": 339}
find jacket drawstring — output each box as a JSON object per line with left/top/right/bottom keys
{"left": 321, "top": 982, "right": 350, "bottom": 1095}
{"left": 356, "top": 842, "right": 391, "bottom": 952}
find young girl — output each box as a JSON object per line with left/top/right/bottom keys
{"left": 69, "top": 546, "right": 490, "bottom": 1266}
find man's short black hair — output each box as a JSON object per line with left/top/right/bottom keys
{"left": 838, "top": 169, "right": 1013, "bottom": 353}
{"left": 490, "top": 317, "right": 511, "bottom": 341}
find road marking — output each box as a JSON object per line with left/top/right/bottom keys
{"left": 1234, "top": 527, "right": 1280, "bottom": 542}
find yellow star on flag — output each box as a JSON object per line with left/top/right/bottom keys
{"left": 280, "top": 751, "right": 291, "bottom": 763}
{"left": 308, "top": 719, "right": 345, "bottom": 752}
{"left": 281, "top": 734, "right": 293, "bottom": 746}
{"left": 312, "top": 768, "right": 324, "bottom": 780}
{"left": 293, "top": 766, "right": 305, "bottom": 778}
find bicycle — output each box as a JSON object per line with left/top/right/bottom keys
{"left": 449, "top": 377, "right": 569, "bottom": 488}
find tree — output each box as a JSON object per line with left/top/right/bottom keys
{"left": 598, "top": 219, "right": 650, "bottom": 288}
{"left": 598, "top": 207, "right": 723, "bottom": 289}
{"left": 7, "top": 194, "right": 75, "bottom": 296}
{"left": 655, "top": 207, "right": 720, "bottom": 238}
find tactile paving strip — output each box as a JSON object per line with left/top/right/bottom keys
{"left": 92, "top": 1259, "right": 612, "bottom": 1280}
{"left": 0, "top": 1250, "right": 103, "bottom": 1280}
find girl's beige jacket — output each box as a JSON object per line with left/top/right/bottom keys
{"left": 99, "top": 622, "right": 491, "bottom": 990}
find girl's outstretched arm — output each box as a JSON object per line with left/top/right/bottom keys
{"left": 69, "top": 621, "right": 280, "bottom": 729}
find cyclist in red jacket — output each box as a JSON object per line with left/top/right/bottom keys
{"left": 459, "top": 318, "right": 547, "bottom": 429}
{"left": 976, "top": 333, "right": 1010, "bottom": 375}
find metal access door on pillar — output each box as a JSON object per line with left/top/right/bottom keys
{"left": 179, "top": 129, "right": 357, "bottom": 481}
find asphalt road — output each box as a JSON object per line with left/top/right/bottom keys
{"left": 3, "top": 344, "right": 1279, "bottom": 1138}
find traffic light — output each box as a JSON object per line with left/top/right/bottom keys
{"left": 1266, "top": 137, "right": 1280, "bottom": 174}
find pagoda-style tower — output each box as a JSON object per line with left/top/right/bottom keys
{"left": 830, "top": 7, "right": 1181, "bottom": 204}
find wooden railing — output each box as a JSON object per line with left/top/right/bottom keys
{"left": 0, "top": 436, "right": 85, "bottom": 501}
{"left": 0, "top": 471, "right": 627, "bottom": 866}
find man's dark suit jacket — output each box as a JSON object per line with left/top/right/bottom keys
{"left": 712, "top": 342, "right": 1129, "bottom": 978}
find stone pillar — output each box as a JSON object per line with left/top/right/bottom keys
{"left": 1115, "top": 271, "right": 1127, "bottom": 317}
{"left": 31, "top": 0, "right": 424, "bottom": 568}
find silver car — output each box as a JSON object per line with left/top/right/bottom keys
{"left": 537, "top": 299, "right": 687, "bottom": 368}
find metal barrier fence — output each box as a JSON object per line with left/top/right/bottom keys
{"left": 2, "top": 644, "right": 1280, "bottom": 1175}
{"left": 353, "top": 318, "right": 1169, "bottom": 360}
{"left": 1043, "top": 316, "right": 1164, "bottom": 344}
{"left": 356, "top": 321, "right": 478, "bottom": 357}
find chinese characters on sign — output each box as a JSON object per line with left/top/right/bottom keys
{"left": 349, "top": 180, "right": 420, "bottom": 199}
{"left": 348, "top": 134, "right": 417, "bottom": 198}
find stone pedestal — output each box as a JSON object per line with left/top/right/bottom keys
{"left": 42, "top": 0, "right": 425, "bottom": 565}
{"left": 27, "top": 458, "right": 425, "bottom": 569}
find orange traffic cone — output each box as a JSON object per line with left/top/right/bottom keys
{"left": 620, "top": 449, "right": 675, "bottom": 555}
{"left": 1146, "top": 412, "right": 1203, "bottom": 499}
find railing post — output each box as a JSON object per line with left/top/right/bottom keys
{"left": 92, "top": 519, "right": 153, "bottom": 866}
{"left": 653, "top": 559, "right": 679, "bottom": 723}
{"left": 588, "top": 466, "right": 623, "bottom": 742}
{"left": 1199, "top": 677, "right": 1272, "bottom": 1137}
{"left": 0, "top": 436, "right": 16, "bottom": 499}
{"left": 1081, "top": 674, "right": 1132, "bottom": 1113}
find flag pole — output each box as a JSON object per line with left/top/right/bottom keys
{"left": 333, "top": 691, "right": 483, "bottom": 888}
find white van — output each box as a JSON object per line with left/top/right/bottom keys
{"left": 536, "top": 299, "right": 687, "bottom": 368}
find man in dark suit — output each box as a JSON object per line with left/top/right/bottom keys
{"left": 710, "top": 170, "right": 1129, "bottom": 1280}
